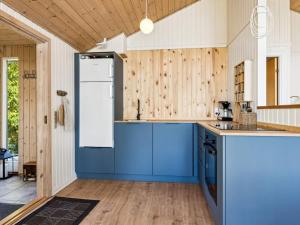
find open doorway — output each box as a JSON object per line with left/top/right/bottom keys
{"left": 0, "top": 8, "right": 51, "bottom": 224}
{"left": 266, "top": 57, "right": 279, "bottom": 106}
{"left": 0, "top": 22, "right": 37, "bottom": 220}
{"left": 2, "top": 58, "right": 20, "bottom": 155}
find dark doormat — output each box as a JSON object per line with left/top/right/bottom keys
{"left": 16, "top": 197, "right": 99, "bottom": 225}
{"left": 0, "top": 203, "right": 24, "bottom": 221}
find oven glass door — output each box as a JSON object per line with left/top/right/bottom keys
{"left": 205, "top": 143, "right": 217, "bottom": 205}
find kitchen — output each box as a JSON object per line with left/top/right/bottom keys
{"left": 73, "top": 1, "right": 300, "bottom": 225}
{"left": 0, "top": 0, "right": 300, "bottom": 225}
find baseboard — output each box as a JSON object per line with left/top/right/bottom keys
{"left": 76, "top": 172, "right": 200, "bottom": 184}
{"left": 52, "top": 174, "right": 77, "bottom": 195}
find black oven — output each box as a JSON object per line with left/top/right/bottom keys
{"left": 204, "top": 135, "right": 217, "bottom": 205}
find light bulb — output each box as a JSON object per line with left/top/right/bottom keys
{"left": 140, "top": 18, "right": 154, "bottom": 34}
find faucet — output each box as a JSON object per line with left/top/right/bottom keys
{"left": 137, "top": 99, "right": 141, "bottom": 120}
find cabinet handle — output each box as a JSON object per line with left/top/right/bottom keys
{"left": 109, "top": 85, "right": 114, "bottom": 98}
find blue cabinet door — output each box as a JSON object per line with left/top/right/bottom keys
{"left": 115, "top": 123, "right": 153, "bottom": 175}
{"left": 153, "top": 123, "right": 193, "bottom": 177}
{"left": 76, "top": 147, "right": 115, "bottom": 174}
{"left": 198, "top": 125, "right": 206, "bottom": 183}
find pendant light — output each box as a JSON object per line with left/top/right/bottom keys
{"left": 140, "top": 0, "right": 154, "bottom": 34}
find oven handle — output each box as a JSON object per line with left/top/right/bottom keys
{"left": 204, "top": 142, "right": 217, "bottom": 155}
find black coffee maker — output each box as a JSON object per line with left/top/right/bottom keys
{"left": 217, "top": 101, "right": 233, "bottom": 121}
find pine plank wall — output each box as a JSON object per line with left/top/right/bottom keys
{"left": 0, "top": 45, "right": 37, "bottom": 173}
{"left": 124, "top": 48, "right": 228, "bottom": 120}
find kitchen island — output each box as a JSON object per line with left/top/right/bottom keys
{"left": 75, "top": 120, "right": 300, "bottom": 225}
{"left": 197, "top": 121, "right": 300, "bottom": 225}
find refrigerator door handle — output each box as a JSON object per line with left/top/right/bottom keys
{"left": 108, "top": 63, "right": 114, "bottom": 78}
{"left": 109, "top": 84, "right": 114, "bottom": 98}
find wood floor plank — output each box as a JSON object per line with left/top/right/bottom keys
{"left": 57, "top": 180, "right": 214, "bottom": 225}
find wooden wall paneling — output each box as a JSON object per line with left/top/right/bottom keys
{"left": 176, "top": 49, "right": 183, "bottom": 117}
{"left": 195, "top": 49, "right": 203, "bottom": 117}
{"left": 162, "top": 49, "right": 169, "bottom": 118}
{"left": 17, "top": 45, "right": 24, "bottom": 174}
{"left": 205, "top": 48, "right": 213, "bottom": 118}
{"left": 124, "top": 51, "right": 135, "bottom": 119}
{"left": 23, "top": 45, "right": 30, "bottom": 163}
{"left": 214, "top": 48, "right": 228, "bottom": 101}
{"left": 154, "top": 50, "right": 161, "bottom": 118}
{"left": 124, "top": 48, "right": 228, "bottom": 120}
{"left": 171, "top": 49, "right": 178, "bottom": 118}
{"left": 144, "top": 51, "right": 154, "bottom": 119}
{"left": 0, "top": 47, "right": 2, "bottom": 141}
{"left": 36, "top": 42, "right": 52, "bottom": 197}
{"left": 29, "top": 45, "right": 37, "bottom": 162}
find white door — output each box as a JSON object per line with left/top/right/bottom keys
{"left": 80, "top": 82, "right": 114, "bottom": 147}
{"left": 80, "top": 58, "right": 113, "bottom": 82}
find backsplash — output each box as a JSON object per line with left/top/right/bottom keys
{"left": 257, "top": 108, "right": 300, "bottom": 127}
{"left": 123, "top": 48, "right": 228, "bottom": 120}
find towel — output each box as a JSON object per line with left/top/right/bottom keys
{"left": 62, "top": 96, "right": 72, "bottom": 131}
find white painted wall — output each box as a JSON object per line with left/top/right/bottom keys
{"left": 227, "top": 0, "right": 267, "bottom": 108}
{"left": 258, "top": 2, "right": 300, "bottom": 128}
{"left": 0, "top": 3, "right": 77, "bottom": 194}
{"left": 89, "top": 33, "right": 127, "bottom": 53}
{"left": 267, "top": 0, "right": 291, "bottom": 104}
{"left": 290, "top": 11, "right": 300, "bottom": 99}
{"left": 127, "top": 0, "right": 227, "bottom": 50}
{"left": 257, "top": 108, "right": 300, "bottom": 127}
{"left": 227, "top": 0, "right": 256, "bottom": 43}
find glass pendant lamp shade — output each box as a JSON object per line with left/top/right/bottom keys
{"left": 140, "top": 0, "right": 154, "bottom": 34}
{"left": 140, "top": 17, "right": 154, "bottom": 34}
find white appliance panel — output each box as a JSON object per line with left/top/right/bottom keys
{"left": 80, "top": 82, "right": 114, "bottom": 147}
{"left": 80, "top": 58, "right": 113, "bottom": 82}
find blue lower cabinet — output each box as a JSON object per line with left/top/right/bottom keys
{"left": 153, "top": 123, "right": 193, "bottom": 177}
{"left": 77, "top": 147, "right": 114, "bottom": 174}
{"left": 224, "top": 136, "right": 300, "bottom": 225}
{"left": 115, "top": 123, "right": 153, "bottom": 175}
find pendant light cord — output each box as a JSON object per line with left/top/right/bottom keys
{"left": 145, "top": 0, "right": 148, "bottom": 18}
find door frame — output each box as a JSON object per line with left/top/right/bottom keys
{"left": 0, "top": 10, "right": 52, "bottom": 197}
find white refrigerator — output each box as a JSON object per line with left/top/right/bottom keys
{"left": 79, "top": 57, "right": 114, "bottom": 148}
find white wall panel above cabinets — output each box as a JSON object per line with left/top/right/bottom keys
{"left": 88, "top": 33, "right": 127, "bottom": 54}
{"left": 127, "top": 0, "right": 227, "bottom": 50}
{"left": 227, "top": 25, "right": 258, "bottom": 104}
{"left": 227, "top": 0, "right": 256, "bottom": 44}
{"left": 266, "top": 0, "right": 291, "bottom": 104}
{"left": 290, "top": 11, "right": 300, "bottom": 98}
{"left": 267, "top": 0, "right": 291, "bottom": 48}
{"left": 227, "top": 0, "right": 266, "bottom": 108}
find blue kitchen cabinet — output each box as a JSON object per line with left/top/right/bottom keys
{"left": 115, "top": 123, "right": 153, "bottom": 175}
{"left": 224, "top": 136, "right": 300, "bottom": 225}
{"left": 153, "top": 123, "right": 193, "bottom": 177}
{"left": 198, "top": 125, "right": 206, "bottom": 183}
{"left": 76, "top": 147, "right": 115, "bottom": 174}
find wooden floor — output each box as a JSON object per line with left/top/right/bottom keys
{"left": 0, "top": 176, "right": 36, "bottom": 204}
{"left": 58, "top": 180, "right": 214, "bottom": 225}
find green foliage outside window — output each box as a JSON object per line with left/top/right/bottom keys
{"left": 7, "top": 61, "right": 19, "bottom": 155}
